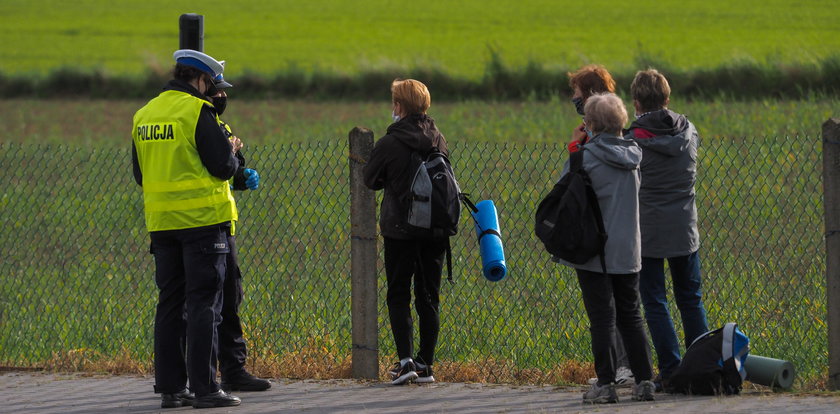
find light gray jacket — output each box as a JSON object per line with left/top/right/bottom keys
{"left": 625, "top": 109, "right": 700, "bottom": 258}
{"left": 556, "top": 133, "right": 643, "bottom": 274}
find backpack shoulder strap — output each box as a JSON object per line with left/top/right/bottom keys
{"left": 576, "top": 149, "right": 608, "bottom": 274}
{"left": 722, "top": 322, "right": 736, "bottom": 361}
{"left": 446, "top": 238, "right": 454, "bottom": 284}
{"left": 722, "top": 322, "right": 749, "bottom": 381}
{"left": 569, "top": 149, "right": 584, "bottom": 173}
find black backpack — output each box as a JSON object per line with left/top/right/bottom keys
{"left": 665, "top": 323, "right": 750, "bottom": 395}
{"left": 534, "top": 150, "right": 607, "bottom": 273}
{"left": 406, "top": 148, "right": 463, "bottom": 283}
{"left": 407, "top": 148, "right": 461, "bottom": 237}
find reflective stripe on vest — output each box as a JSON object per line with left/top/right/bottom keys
{"left": 133, "top": 90, "right": 237, "bottom": 232}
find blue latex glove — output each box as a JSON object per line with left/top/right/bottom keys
{"left": 244, "top": 168, "right": 260, "bottom": 190}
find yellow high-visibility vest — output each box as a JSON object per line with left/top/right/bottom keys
{"left": 133, "top": 90, "right": 237, "bottom": 232}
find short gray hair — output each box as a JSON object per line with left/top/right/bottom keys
{"left": 583, "top": 93, "right": 628, "bottom": 135}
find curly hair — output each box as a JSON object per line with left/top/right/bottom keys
{"left": 567, "top": 65, "right": 616, "bottom": 101}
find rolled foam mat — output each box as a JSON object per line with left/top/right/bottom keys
{"left": 744, "top": 354, "right": 796, "bottom": 390}
{"left": 471, "top": 199, "right": 507, "bottom": 282}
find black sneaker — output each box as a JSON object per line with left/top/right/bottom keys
{"left": 221, "top": 371, "right": 272, "bottom": 391}
{"left": 160, "top": 389, "right": 195, "bottom": 409}
{"left": 388, "top": 359, "right": 418, "bottom": 385}
{"left": 414, "top": 358, "right": 435, "bottom": 383}
{"left": 192, "top": 390, "right": 241, "bottom": 409}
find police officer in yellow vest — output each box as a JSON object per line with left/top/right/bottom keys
{"left": 132, "top": 49, "right": 242, "bottom": 409}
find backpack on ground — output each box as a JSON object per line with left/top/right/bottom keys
{"left": 407, "top": 148, "right": 463, "bottom": 282}
{"left": 534, "top": 150, "right": 607, "bottom": 273}
{"left": 665, "top": 322, "right": 750, "bottom": 395}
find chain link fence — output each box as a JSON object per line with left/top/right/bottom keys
{"left": 0, "top": 135, "right": 826, "bottom": 387}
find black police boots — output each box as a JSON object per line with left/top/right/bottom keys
{"left": 193, "top": 390, "right": 241, "bottom": 409}
{"left": 160, "top": 389, "right": 195, "bottom": 408}
{"left": 221, "top": 371, "right": 272, "bottom": 391}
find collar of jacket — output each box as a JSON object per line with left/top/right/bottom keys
{"left": 164, "top": 79, "right": 212, "bottom": 103}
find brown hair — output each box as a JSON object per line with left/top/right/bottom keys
{"left": 631, "top": 69, "right": 671, "bottom": 112}
{"left": 173, "top": 63, "right": 208, "bottom": 83}
{"left": 391, "top": 79, "right": 431, "bottom": 115}
{"left": 567, "top": 65, "right": 616, "bottom": 100}
{"left": 583, "top": 93, "right": 628, "bottom": 135}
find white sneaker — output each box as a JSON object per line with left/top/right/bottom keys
{"left": 615, "top": 366, "right": 635, "bottom": 388}
{"left": 414, "top": 359, "right": 435, "bottom": 383}
{"left": 587, "top": 366, "right": 634, "bottom": 387}
{"left": 388, "top": 360, "right": 418, "bottom": 385}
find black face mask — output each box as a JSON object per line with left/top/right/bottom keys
{"left": 213, "top": 95, "right": 227, "bottom": 115}
{"left": 571, "top": 97, "right": 585, "bottom": 116}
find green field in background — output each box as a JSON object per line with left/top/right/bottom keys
{"left": 1, "top": 98, "right": 835, "bottom": 147}
{"left": 1, "top": 0, "right": 838, "bottom": 78}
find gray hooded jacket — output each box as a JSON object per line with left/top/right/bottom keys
{"left": 556, "top": 133, "right": 643, "bottom": 274}
{"left": 625, "top": 109, "right": 700, "bottom": 258}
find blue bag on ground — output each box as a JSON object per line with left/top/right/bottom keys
{"left": 471, "top": 199, "right": 507, "bottom": 282}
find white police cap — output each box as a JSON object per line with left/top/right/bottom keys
{"left": 173, "top": 49, "right": 225, "bottom": 78}
{"left": 214, "top": 60, "right": 233, "bottom": 88}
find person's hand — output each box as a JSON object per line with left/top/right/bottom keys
{"left": 568, "top": 123, "right": 587, "bottom": 153}
{"left": 230, "top": 136, "right": 243, "bottom": 153}
{"left": 244, "top": 168, "right": 260, "bottom": 190}
{"left": 572, "top": 123, "right": 587, "bottom": 143}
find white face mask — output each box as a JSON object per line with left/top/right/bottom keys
{"left": 391, "top": 111, "right": 400, "bottom": 123}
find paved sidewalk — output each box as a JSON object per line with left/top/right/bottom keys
{"left": 3, "top": 371, "right": 839, "bottom": 413}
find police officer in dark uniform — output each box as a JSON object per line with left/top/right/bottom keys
{"left": 206, "top": 72, "right": 271, "bottom": 392}
{"left": 132, "top": 49, "right": 242, "bottom": 409}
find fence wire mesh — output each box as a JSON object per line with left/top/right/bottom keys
{"left": 0, "top": 135, "right": 826, "bottom": 387}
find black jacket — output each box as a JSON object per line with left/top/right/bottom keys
{"left": 132, "top": 79, "right": 240, "bottom": 186}
{"left": 363, "top": 114, "right": 449, "bottom": 240}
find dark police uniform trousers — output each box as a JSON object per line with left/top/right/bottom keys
{"left": 218, "top": 233, "right": 248, "bottom": 378}
{"left": 151, "top": 222, "right": 230, "bottom": 397}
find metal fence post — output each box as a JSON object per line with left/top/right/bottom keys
{"left": 349, "top": 127, "right": 378, "bottom": 379}
{"left": 824, "top": 118, "right": 840, "bottom": 390}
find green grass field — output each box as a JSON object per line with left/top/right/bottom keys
{"left": 1, "top": 98, "right": 835, "bottom": 147}
{"left": 1, "top": 0, "right": 839, "bottom": 78}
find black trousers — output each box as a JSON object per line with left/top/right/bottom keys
{"left": 151, "top": 223, "right": 228, "bottom": 397}
{"left": 384, "top": 237, "right": 447, "bottom": 365}
{"left": 218, "top": 234, "right": 248, "bottom": 380}
{"left": 576, "top": 269, "right": 653, "bottom": 385}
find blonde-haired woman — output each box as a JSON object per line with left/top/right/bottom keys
{"left": 364, "top": 79, "right": 449, "bottom": 385}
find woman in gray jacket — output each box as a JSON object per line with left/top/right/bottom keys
{"left": 556, "top": 93, "right": 655, "bottom": 404}
{"left": 625, "top": 69, "right": 709, "bottom": 389}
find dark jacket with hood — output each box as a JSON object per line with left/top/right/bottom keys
{"left": 625, "top": 109, "right": 700, "bottom": 258}
{"left": 363, "top": 113, "right": 449, "bottom": 240}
